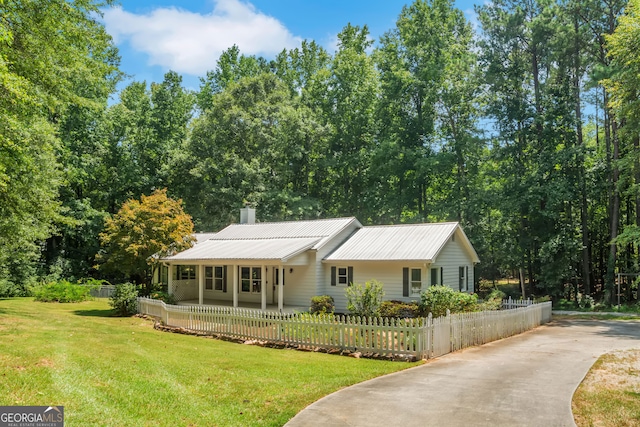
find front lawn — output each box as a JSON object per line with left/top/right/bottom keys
{"left": 0, "top": 298, "right": 420, "bottom": 426}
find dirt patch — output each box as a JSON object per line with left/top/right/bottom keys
{"left": 579, "top": 349, "right": 640, "bottom": 393}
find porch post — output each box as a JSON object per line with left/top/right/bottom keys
{"left": 278, "top": 266, "right": 284, "bottom": 312}
{"left": 261, "top": 265, "right": 267, "bottom": 310}
{"left": 167, "top": 264, "right": 174, "bottom": 296}
{"left": 232, "top": 265, "right": 238, "bottom": 308}
{"left": 198, "top": 264, "right": 204, "bottom": 305}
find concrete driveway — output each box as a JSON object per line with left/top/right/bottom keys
{"left": 285, "top": 319, "right": 640, "bottom": 427}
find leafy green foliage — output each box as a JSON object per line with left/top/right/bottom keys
{"left": 149, "top": 290, "right": 176, "bottom": 305}
{"left": 420, "top": 286, "right": 479, "bottom": 318}
{"left": 97, "top": 189, "right": 195, "bottom": 286}
{"left": 346, "top": 280, "right": 385, "bottom": 318}
{"left": 109, "top": 282, "right": 139, "bottom": 316}
{"left": 309, "top": 295, "right": 335, "bottom": 314}
{"left": 33, "top": 280, "right": 97, "bottom": 303}
{"left": 0, "top": 0, "right": 120, "bottom": 289}
{"left": 379, "top": 300, "right": 422, "bottom": 318}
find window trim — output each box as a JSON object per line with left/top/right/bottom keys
{"left": 331, "top": 265, "right": 353, "bottom": 286}
{"left": 240, "top": 266, "right": 262, "bottom": 294}
{"left": 410, "top": 268, "right": 422, "bottom": 295}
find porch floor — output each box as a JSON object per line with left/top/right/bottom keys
{"left": 176, "top": 299, "right": 307, "bottom": 314}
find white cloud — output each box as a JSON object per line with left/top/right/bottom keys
{"left": 103, "top": 0, "right": 302, "bottom": 76}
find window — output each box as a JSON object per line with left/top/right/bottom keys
{"left": 214, "top": 266, "right": 224, "bottom": 291}
{"left": 338, "top": 267, "right": 348, "bottom": 285}
{"left": 241, "top": 267, "right": 262, "bottom": 293}
{"left": 205, "top": 266, "right": 213, "bottom": 290}
{"left": 403, "top": 268, "right": 422, "bottom": 297}
{"left": 331, "top": 266, "right": 353, "bottom": 286}
{"left": 411, "top": 268, "right": 422, "bottom": 295}
{"left": 459, "top": 267, "right": 465, "bottom": 291}
{"left": 176, "top": 265, "right": 196, "bottom": 280}
{"left": 431, "top": 268, "right": 439, "bottom": 286}
{"left": 160, "top": 265, "right": 168, "bottom": 285}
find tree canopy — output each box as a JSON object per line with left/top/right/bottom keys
{"left": 3, "top": 0, "right": 640, "bottom": 305}
{"left": 97, "top": 189, "right": 195, "bottom": 285}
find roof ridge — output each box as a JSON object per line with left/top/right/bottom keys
{"left": 228, "top": 217, "right": 357, "bottom": 226}
{"left": 361, "top": 222, "right": 459, "bottom": 228}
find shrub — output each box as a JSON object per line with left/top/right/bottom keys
{"left": 0, "top": 279, "right": 26, "bottom": 298}
{"left": 578, "top": 293, "right": 595, "bottom": 310}
{"left": 149, "top": 290, "right": 176, "bottom": 305}
{"left": 379, "top": 300, "right": 421, "bottom": 318}
{"left": 33, "top": 280, "right": 96, "bottom": 303}
{"left": 109, "top": 282, "right": 139, "bottom": 316}
{"left": 346, "top": 280, "right": 385, "bottom": 318}
{"left": 310, "top": 295, "right": 335, "bottom": 314}
{"left": 479, "top": 288, "right": 506, "bottom": 311}
{"left": 420, "top": 285, "right": 479, "bottom": 318}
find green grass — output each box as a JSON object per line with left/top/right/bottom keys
{"left": 0, "top": 298, "right": 421, "bottom": 426}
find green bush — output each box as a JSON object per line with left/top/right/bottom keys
{"left": 0, "top": 279, "right": 26, "bottom": 298}
{"left": 310, "top": 295, "right": 335, "bottom": 314}
{"left": 420, "top": 285, "right": 479, "bottom": 318}
{"left": 379, "top": 300, "right": 421, "bottom": 318}
{"left": 346, "top": 280, "right": 385, "bottom": 318}
{"left": 479, "top": 288, "right": 506, "bottom": 311}
{"left": 149, "top": 290, "right": 176, "bottom": 305}
{"left": 33, "top": 280, "right": 96, "bottom": 303}
{"left": 109, "top": 282, "right": 139, "bottom": 316}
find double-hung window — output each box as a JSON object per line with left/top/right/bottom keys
{"left": 411, "top": 268, "right": 422, "bottom": 295}
{"left": 241, "top": 267, "right": 261, "bottom": 293}
{"left": 403, "top": 268, "right": 422, "bottom": 297}
{"left": 330, "top": 266, "right": 353, "bottom": 286}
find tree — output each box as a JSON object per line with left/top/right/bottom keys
{"left": 0, "top": 0, "right": 120, "bottom": 293}
{"left": 97, "top": 189, "right": 195, "bottom": 287}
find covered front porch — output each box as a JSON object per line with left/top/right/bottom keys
{"left": 167, "top": 263, "right": 291, "bottom": 312}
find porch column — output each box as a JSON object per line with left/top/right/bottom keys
{"left": 261, "top": 265, "right": 267, "bottom": 310}
{"left": 278, "top": 266, "right": 284, "bottom": 312}
{"left": 232, "top": 265, "right": 238, "bottom": 308}
{"left": 167, "top": 264, "right": 174, "bottom": 296}
{"left": 198, "top": 264, "right": 204, "bottom": 305}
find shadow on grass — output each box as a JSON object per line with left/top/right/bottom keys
{"left": 73, "top": 308, "right": 115, "bottom": 317}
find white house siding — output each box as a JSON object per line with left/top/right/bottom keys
{"left": 278, "top": 263, "right": 313, "bottom": 307}
{"left": 315, "top": 222, "right": 361, "bottom": 296}
{"left": 323, "top": 261, "right": 427, "bottom": 313}
{"left": 431, "top": 232, "right": 475, "bottom": 292}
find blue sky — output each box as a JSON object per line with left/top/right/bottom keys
{"left": 102, "top": 0, "right": 479, "bottom": 92}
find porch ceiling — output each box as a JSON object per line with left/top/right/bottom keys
{"left": 163, "top": 237, "right": 319, "bottom": 262}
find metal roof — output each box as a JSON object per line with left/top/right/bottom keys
{"left": 165, "top": 237, "right": 321, "bottom": 262}
{"left": 212, "top": 217, "right": 359, "bottom": 250}
{"left": 324, "top": 222, "right": 480, "bottom": 263}
{"left": 194, "top": 232, "right": 216, "bottom": 243}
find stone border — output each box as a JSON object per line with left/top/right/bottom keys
{"left": 136, "top": 314, "right": 417, "bottom": 362}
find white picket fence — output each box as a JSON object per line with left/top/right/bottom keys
{"left": 137, "top": 297, "right": 552, "bottom": 360}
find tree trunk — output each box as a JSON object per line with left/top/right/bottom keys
{"left": 607, "top": 118, "right": 620, "bottom": 304}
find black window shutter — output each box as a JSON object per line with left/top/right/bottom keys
{"left": 331, "top": 266, "right": 336, "bottom": 286}
{"left": 403, "top": 268, "right": 409, "bottom": 297}
{"left": 348, "top": 266, "right": 353, "bottom": 286}
{"left": 223, "top": 265, "right": 227, "bottom": 292}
